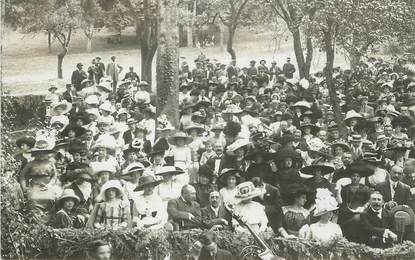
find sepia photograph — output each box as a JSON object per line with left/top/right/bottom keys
{"left": 1, "top": 0, "right": 415, "bottom": 259}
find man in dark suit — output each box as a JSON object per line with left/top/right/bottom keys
{"left": 62, "top": 84, "right": 76, "bottom": 103}
{"left": 201, "top": 191, "right": 232, "bottom": 230}
{"left": 286, "top": 129, "right": 309, "bottom": 151}
{"left": 167, "top": 185, "right": 202, "bottom": 230}
{"left": 95, "top": 56, "right": 105, "bottom": 84}
{"left": 123, "top": 66, "right": 140, "bottom": 82}
{"left": 376, "top": 165, "right": 411, "bottom": 208}
{"left": 282, "top": 57, "right": 296, "bottom": 79}
{"left": 122, "top": 119, "right": 137, "bottom": 145}
{"left": 332, "top": 152, "right": 354, "bottom": 182}
{"left": 360, "top": 191, "right": 398, "bottom": 248}
{"left": 71, "top": 63, "right": 88, "bottom": 91}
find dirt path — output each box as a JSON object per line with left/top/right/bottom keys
{"left": 2, "top": 28, "right": 349, "bottom": 95}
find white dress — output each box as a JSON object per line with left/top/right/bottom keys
{"left": 306, "top": 221, "right": 343, "bottom": 245}
{"left": 219, "top": 187, "right": 237, "bottom": 205}
{"left": 132, "top": 193, "right": 167, "bottom": 230}
{"left": 234, "top": 201, "right": 268, "bottom": 233}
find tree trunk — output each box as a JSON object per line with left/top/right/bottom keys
{"left": 141, "top": 47, "right": 156, "bottom": 86}
{"left": 304, "top": 37, "right": 313, "bottom": 78}
{"left": 323, "top": 31, "right": 343, "bottom": 134}
{"left": 157, "top": 0, "right": 180, "bottom": 128}
{"left": 219, "top": 23, "right": 225, "bottom": 52}
{"left": 292, "top": 29, "right": 306, "bottom": 79}
{"left": 226, "top": 26, "right": 236, "bottom": 60}
{"left": 57, "top": 47, "right": 67, "bottom": 79}
{"left": 48, "top": 31, "right": 52, "bottom": 53}
{"left": 86, "top": 36, "right": 92, "bottom": 53}
{"left": 350, "top": 51, "right": 361, "bottom": 70}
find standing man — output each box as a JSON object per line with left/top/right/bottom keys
{"left": 123, "top": 66, "right": 140, "bottom": 82}
{"left": 71, "top": 63, "right": 88, "bottom": 92}
{"left": 282, "top": 57, "right": 296, "bottom": 79}
{"left": 106, "top": 56, "right": 123, "bottom": 92}
{"left": 95, "top": 57, "right": 105, "bottom": 84}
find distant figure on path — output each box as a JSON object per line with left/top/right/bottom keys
{"left": 71, "top": 63, "right": 88, "bottom": 92}
{"left": 106, "top": 56, "right": 123, "bottom": 92}
{"left": 282, "top": 57, "right": 296, "bottom": 79}
{"left": 95, "top": 57, "right": 106, "bottom": 84}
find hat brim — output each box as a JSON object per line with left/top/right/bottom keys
{"left": 134, "top": 179, "right": 163, "bottom": 191}
{"left": 235, "top": 188, "right": 264, "bottom": 202}
{"left": 300, "top": 165, "right": 334, "bottom": 176}
{"left": 313, "top": 206, "right": 339, "bottom": 217}
{"left": 168, "top": 136, "right": 193, "bottom": 146}
{"left": 16, "top": 137, "right": 36, "bottom": 148}
{"left": 218, "top": 170, "right": 241, "bottom": 184}
{"left": 155, "top": 169, "right": 185, "bottom": 176}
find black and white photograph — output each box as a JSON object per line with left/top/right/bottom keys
{"left": 1, "top": 0, "right": 415, "bottom": 259}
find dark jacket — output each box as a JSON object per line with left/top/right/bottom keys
{"left": 167, "top": 197, "right": 202, "bottom": 230}
{"left": 71, "top": 69, "right": 88, "bottom": 91}
{"left": 123, "top": 71, "right": 140, "bottom": 82}
{"left": 200, "top": 205, "right": 232, "bottom": 230}
{"left": 375, "top": 180, "right": 411, "bottom": 206}
{"left": 360, "top": 207, "right": 395, "bottom": 248}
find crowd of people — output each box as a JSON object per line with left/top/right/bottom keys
{"left": 11, "top": 53, "right": 415, "bottom": 252}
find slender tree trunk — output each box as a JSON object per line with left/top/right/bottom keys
{"left": 226, "top": 26, "right": 236, "bottom": 60}
{"left": 86, "top": 36, "right": 92, "bottom": 53}
{"left": 48, "top": 31, "right": 52, "bottom": 53}
{"left": 323, "top": 31, "right": 343, "bottom": 134}
{"left": 219, "top": 23, "right": 225, "bottom": 52}
{"left": 141, "top": 46, "right": 156, "bottom": 86}
{"left": 292, "top": 29, "right": 306, "bottom": 79}
{"left": 305, "top": 37, "right": 313, "bottom": 78}
{"left": 157, "top": 0, "right": 179, "bottom": 127}
{"left": 57, "top": 47, "right": 68, "bottom": 79}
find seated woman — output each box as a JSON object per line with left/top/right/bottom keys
{"left": 306, "top": 188, "right": 343, "bottom": 245}
{"left": 132, "top": 174, "right": 167, "bottom": 230}
{"left": 88, "top": 180, "right": 132, "bottom": 230}
{"left": 26, "top": 174, "right": 62, "bottom": 225}
{"left": 218, "top": 168, "right": 241, "bottom": 205}
{"left": 53, "top": 189, "right": 82, "bottom": 228}
{"left": 338, "top": 164, "right": 371, "bottom": 243}
{"left": 233, "top": 181, "right": 268, "bottom": 233}
{"left": 275, "top": 148, "right": 302, "bottom": 194}
{"left": 245, "top": 149, "right": 277, "bottom": 185}
{"left": 277, "top": 184, "right": 310, "bottom": 238}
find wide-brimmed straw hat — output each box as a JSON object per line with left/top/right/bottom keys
{"left": 299, "top": 123, "right": 320, "bottom": 134}
{"left": 134, "top": 175, "right": 163, "bottom": 191}
{"left": 99, "top": 102, "right": 114, "bottom": 113}
{"left": 331, "top": 141, "right": 350, "bottom": 152}
{"left": 390, "top": 205, "right": 415, "bottom": 226}
{"left": 98, "top": 180, "right": 124, "bottom": 201}
{"left": 58, "top": 189, "right": 80, "bottom": 206}
{"left": 185, "top": 124, "right": 205, "bottom": 134}
{"left": 93, "top": 134, "right": 117, "bottom": 152}
{"left": 344, "top": 110, "right": 364, "bottom": 123}
{"left": 30, "top": 139, "right": 56, "bottom": 154}
{"left": 313, "top": 188, "right": 338, "bottom": 217}
{"left": 51, "top": 101, "right": 72, "bottom": 116}
{"left": 121, "top": 162, "right": 145, "bottom": 177}
{"left": 61, "top": 124, "right": 87, "bottom": 137}
{"left": 234, "top": 181, "right": 265, "bottom": 202}
{"left": 90, "top": 162, "right": 116, "bottom": 176}
{"left": 16, "top": 136, "right": 36, "bottom": 148}
{"left": 221, "top": 104, "right": 243, "bottom": 115}
{"left": 226, "top": 138, "right": 251, "bottom": 152}
{"left": 155, "top": 166, "right": 185, "bottom": 177}
{"left": 292, "top": 100, "right": 311, "bottom": 110}
{"left": 85, "top": 95, "right": 100, "bottom": 106}
{"left": 167, "top": 132, "right": 193, "bottom": 146}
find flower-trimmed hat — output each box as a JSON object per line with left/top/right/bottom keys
{"left": 234, "top": 181, "right": 265, "bottom": 202}
{"left": 30, "top": 139, "right": 56, "bottom": 154}
{"left": 313, "top": 188, "right": 338, "bottom": 217}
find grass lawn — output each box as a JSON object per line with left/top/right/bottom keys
{"left": 2, "top": 27, "right": 350, "bottom": 95}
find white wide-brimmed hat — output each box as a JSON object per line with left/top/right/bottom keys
{"left": 313, "top": 188, "right": 338, "bottom": 217}
{"left": 226, "top": 138, "right": 251, "bottom": 152}
{"left": 235, "top": 181, "right": 265, "bottom": 202}
{"left": 90, "top": 161, "right": 117, "bottom": 175}
{"left": 97, "top": 180, "right": 124, "bottom": 201}
{"left": 51, "top": 101, "right": 72, "bottom": 116}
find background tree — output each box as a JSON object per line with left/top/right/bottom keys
{"left": 81, "top": 0, "right": 103, "bottom": 52}
{"left": 17, "top": 0, "right": 82, "bottom": 78}
{"left": 156, "top": 0, "right": 180, "bottom": 127}
{"left": 265, "top": 0, "right": 315, "bottom": 78}
{"left": 132, "top": 0, "right": 158, "bottom": 85}
{"left": 214, "top": 0, "right": 251, "bottom": 60}
{"left": 102, "top": 0, "right": 134, "bottom": 42}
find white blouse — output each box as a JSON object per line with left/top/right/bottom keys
{"left": 306, "top": 222, "right": 343, "bottom": 245}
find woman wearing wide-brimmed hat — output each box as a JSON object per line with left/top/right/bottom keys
{"left": 305, "top": 188, "right": 343, "bottom": 245}
{"left": 50, "top": 100, "right": 72, "bottom": 128}
{"left": 120, "top": 162, "right": 145, "bottom": 200}
{"left": 275, "top": 148, "right": 303, "bottom": 192}
{"left": 277, "top": 183, "right": 311, "bottom": 238}
{"left": 132, "top": 174, "right": 167, "bottom": 230}
{"left": 92, "top": 134, "right": 119, "bottom": 170}
{"left": 66, "top": 164, "right": 94, "bottom": 220}
{"left": 20, "top": 139, "right": 57, "bottom": 192}
{"left": 53, "top": 189, "right": 81, "bottom": 228}
{"left": 337, "top": 162, "right": 372, "bottom": 243}
{"left": 155, "top": 166, "right": 188, "bottom": 204}
{"left": 302, "top": 164, "right": 334, "bottom": 192}
{"left": 244, "top": 149, "right": 277, "bottom": 184}
{"left": 344, "top": 110, "right": 365, "bottom": 134}
{"left": 218, "top": 168, "right": 241, "bottom": 204}
{"left": 168, "top": 131, "right": 193, "bottom": 170}
{"left": 88, "top": 180, "right": 132, "bottom": 230}
{"left": 232, "top": 181, "right": 268, "bottom": 233}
